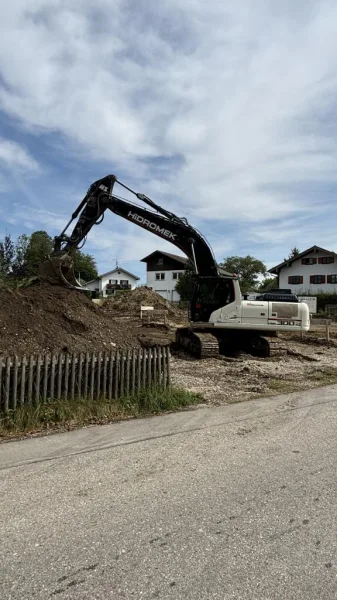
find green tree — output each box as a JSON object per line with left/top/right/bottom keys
{"left": 24, "top": 230, "right": 53, "bottom": 277}
{"left": 73, "top": 250, "right": 98, "bottom": 282}
{"left": 284, "top": 247, "right": 300, "bottom": 262}
{"left": 11, "top": 234, "right": 30, "bottom": 279}
{"left": 0, "top": 233, "right": 15, "bottom": 279}
{"left": 175, "top": 261, "right": 196, "bottom": 301}
{"left": 219, "top": 255, "right": 267, "bottom": 293}
{"left": 257, "top": 276, "right": 278, "bottom": 292}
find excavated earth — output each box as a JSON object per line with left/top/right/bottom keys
{"left": 1, "top": 282, "right": 337, "bottom": 406}
{"left": 0, "top": 284, "right": 183, "bottom": 357}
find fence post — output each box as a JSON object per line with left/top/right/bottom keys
{"left": 83, "top": 352, "right": 89, "bottom": 399}
{"left": 108, "top": 351, "right": 114, "bottom": 401}
{"left": 102, "top": 352, "right": 108, "bottom": 399}
{"left": 28, "top": 354, "right": 34, "bottom": 404}
{"left": 162, "top": 347, "right": 167, "bottom": 389}
{"left": 42, "top": 354, "right": 48, "bottom": 403}
{"left": 57, "top": 354, "right": 63, "bottom": 399}
{"left": 131, "top": 349, "right": 136, "bottom": 396}
{"left": 157, "top": 347, "right": 162, "bottom": 388}
{"left": 70, "top": 353, "right": 76, "bottom": 399}
{"left": 153, "top": 347, "right": 157, "bottom": 387}
{"left": 4, "top": 356, "right": 10, "bottom": 411}
{"left": 166, "top": 347, "right": 171, "bottom": 388}
{"left": 97, "top": 352, "right": 102, "bottom": 397}
{"left": 90, "top": 352, "right": 95, "bottom": 400}
{"left": 114, "top": 350, "right": 120, "bottom": 399}
{"left": 142, "top": 349, "right": 147, "bottom": 389}
{"left": 13, "top": 356, "right": 19, "bottom": 410}
{"left": 126, "top": 349, "right": 131, "bottom": 397}
{"left": 78, "top": 352, "right": 84, "bottom": 398}
{"left": 49, "top": 354, "right": 56, "bottom": 401}
{"left": 120, "top": 351, "right": 125, "bottom": 398}
{"left": 137, "top": 349, "right": 141, "bottom": 391}
{"left": 148, "top": 348, "right": 152, "bottom": 387}
{"left": 35, "top": 354, "right": 42, "bottom": 405}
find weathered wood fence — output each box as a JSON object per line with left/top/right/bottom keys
{"left": 0, "top": 347, "right": 170, "bottom": 411}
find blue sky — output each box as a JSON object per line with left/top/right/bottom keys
{"left": 1, "top": 0, "right": 337, "bottom": 283}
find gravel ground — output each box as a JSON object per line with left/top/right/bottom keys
{"left": 171, "top": 325, "right": 337, "bottom": 405}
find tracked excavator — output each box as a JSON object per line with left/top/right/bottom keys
{"left": 38, "top": 175, "right": 310, "bottom": 358}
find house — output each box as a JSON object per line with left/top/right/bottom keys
{"left": 140, "top": 250, "right": 188, "bottom": 301}
{"left": 269, "top": 246, "right": 337, "bottom": 293}
{"left": 85, "top": 267, "right": 140, "bottom": 297}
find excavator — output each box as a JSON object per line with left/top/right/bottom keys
{"left": 38, "top": 174, "right": 310, "bottom": 358}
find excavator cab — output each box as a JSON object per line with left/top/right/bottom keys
{"left": 190, "top": 277, "right": 235, "bottom": 322}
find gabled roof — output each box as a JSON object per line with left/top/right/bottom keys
{"left": 86, "top": 267, "right": 140, "bottom": 284}
{"left": 269, "top": 245, "right": 336, "bottom": 274}
{"left": 140, "top": 250, "right": 189, "bottom": 266}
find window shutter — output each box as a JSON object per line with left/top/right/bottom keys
{"left": 327, "top": 275, "right": 332, "bottom": 283}
{"left": 318, "top": 257, "right": 322, "bottom": 264}
{"left": 310, "top": 275, "right": 314, "bottom": 284}
{"left": 321, "top": 275, "right": 326, "bottom": 284}
{"left": 288, "top": 276, "right": 292, "bottom": 284}
{"left": 300, "top": 276, "right": 303, "bottom": 284}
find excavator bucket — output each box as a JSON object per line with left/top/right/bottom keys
{"left": 38, "top": 253, "right": 82, "bottom": 289}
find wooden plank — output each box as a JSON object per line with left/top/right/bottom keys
{"left": 57, "top": 353, "right": 63, "bottom": 399}
{"left": 148, "top": 347, "right": 152, "bottom": 387}
{"left": 12, "top": 356, "right": 19, "bottom": 410}
{"left": 131, "top": 349, "right": 136, "bottom": 396}
{"left": 4, "top": 356, "right": 11, "bottom": 411}
{"left": 162, "top": 347, "right": 167, "bottom": 389}
{"left": 102, "top": 352, "right": 108, "bottom": 399}
{"left": 90, "top": 352, "right": 95, "bottom": 400}
{"left": 0, "top": 357, "right": 3, "bottom": 410}
{"left": 153, "top": 347, "right": 157, "bottom": 388}
{"left": 114, "top": 350, "right": 120, "bottom": 399}
{"left": 35, "top": 354, "right": 42, "bottom": 405}
{"left": 97, "top": 352, "right": 102, "bottom": 397}
{"left": 142, "top": 349, "right": 147, "bottom": 389}
{"left": 166, "top": 347, "right": 171, "bottom": 388}
{"left": 27, "top": 354, "right": 34, "bottom": 404}
{"left": 42, "top": 354, "right": 48, "bottom": 403}
{"left": 64, "top": 354, "right": 70, "bottom": 400}
{"left": 83, "top": 352, "right": 89, "bottom": 399}
{"left": 158, "top": 347, "right": 162, "bottom": 388}
{"left": 120, "top": 351, "right": 125, "bottom": 398}
{"left": 125, "top": 350, "right": 131, "bottom": 397}
{"left": 70, "top": 353, "right": 76, "bottom": 399}
{"left": 49, "top": 354, "right": 56, "bottom": 400}
{"left": 108, "top": 351, "right": 114, "bottom": 400}
{"left": 137, "top": 349, "right": 141, "bottom": 391}
{"left": 78, "top": 353, "right": 84, "bottom": 398}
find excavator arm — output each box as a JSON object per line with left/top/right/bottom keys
{"left": 39, "top": 174, "right": 219, "bottom": 286}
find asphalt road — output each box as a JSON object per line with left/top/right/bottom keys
{"left": 1, "top": 386, "right": 337, "bottom": 600}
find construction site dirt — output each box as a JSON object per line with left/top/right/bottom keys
{"left": 1, "top": 283, "right": 337, "bottom": 404}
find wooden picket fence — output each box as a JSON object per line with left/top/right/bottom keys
{"left": 0, "top": 346, "right": 171, "bottom": 411}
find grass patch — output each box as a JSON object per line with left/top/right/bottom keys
{"left": 266, "top": 379, "right": 298, "bottom": 393}
{"left": 0, "top": 386, "right": 202, "bottom": 440}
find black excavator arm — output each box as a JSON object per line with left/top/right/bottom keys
{"left": 39, "top": 174, "right": 220, "bottom": 286}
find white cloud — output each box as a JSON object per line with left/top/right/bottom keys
{"left": 0, "top": 0, "right": 337, "bottom": 258}
{"left": 0, "top": 138, "right": 39, "bottom": 171}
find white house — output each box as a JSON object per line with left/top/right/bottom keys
{"left": 269, "top": 246, "right": 337, "bottom": 294}
{"left": 85, "top": 267, "right": 140, "bottom": 297}
{"left": 140, "top": 250, "right": 188, "bottom": 301}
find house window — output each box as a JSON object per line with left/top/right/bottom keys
{"left": 157, "top": 257, "right": 164, "bottom": 266}
{"left": 155, "top": 273, "right": 165, "bottom": 281}
{"left": 120, "top": 279, "right": 128, "bottom": 285}
{"left": 301, "top": 258, "right": 317, "bottom": 265}
{"left": 318, "top": 256, "right": 334, "bottom": 264}
{"left": 288, "top": 276, "right": 303, "bottom": 285}
{"left": 109, "top": 279, "right": 118, "bottom": 285}
{"left": 327, "top": 275, "right": 337, "bottom": 284}
{"left": 310, "top": 275, "right": 326, "bottom": 284}
{"left": 172, "top": 272, "right": 182, "bottom": 280}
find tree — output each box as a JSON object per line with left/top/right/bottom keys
{"left": 284, "top": 247, "right": 300, "bottom": 262}
{"left": 219, "top": 255, "right": 267, "bottom": 293}
{"left": 11, "top": 234, "right": 30, "bottom": 279}
{"left": 73, "top": 250, "right": 98, "bottom": 282}
{"left": 24, "top": 230, "right": 53, "bottom": 277}
{"left": 257, "top": 276, "right": 278, "bottom": 292}
{"left": 0, "top": 233, "right": 15, "bottom": 279}
{"left": 175, "top": 261, "right": 196, "bottom": 300}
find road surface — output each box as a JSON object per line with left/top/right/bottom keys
{"left": 1, "top": 386, "right": 337, "bottom": 599}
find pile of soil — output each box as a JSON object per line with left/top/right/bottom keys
{"left": 0, "top": 284, "right": 143, "bottom": 357}
{"left": 101, "top": 286, "right": 188, "bottom": 323}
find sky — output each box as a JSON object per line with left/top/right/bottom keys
{"left": 1, "top": 0, "right": 337, "bottom": 283}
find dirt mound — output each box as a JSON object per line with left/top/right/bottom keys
{"left": 0, "top": 284, "right": 142, "bottom": 357}
{"left": 101, "top": 287, "right": 188, "bottom": 323}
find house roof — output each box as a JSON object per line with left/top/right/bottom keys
{"left": 269, "top": 245, "right": 336, "bottom": 274}
{"left": 140, "top": 250, "right": 189, "bottom": 266}
{"left": 86, "top": 267, "right": 140, "bottom": 284}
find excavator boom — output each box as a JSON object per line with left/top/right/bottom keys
{"left": 38, "top": 175, "right": 219, "bottom": 286}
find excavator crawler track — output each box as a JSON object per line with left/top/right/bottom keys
{"left": 261, "top": 336, "right": 288, "bottom": 358}
{"left": 176, "top": 328, "right": 220, "bottom": 359}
